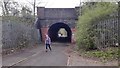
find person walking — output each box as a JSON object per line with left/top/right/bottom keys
{"left": 45, "top": 34, "right": 52, "bottom": 52}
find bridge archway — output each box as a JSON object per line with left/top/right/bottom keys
{"left": 48, "top": 22, "right": 72, "bottom": 43}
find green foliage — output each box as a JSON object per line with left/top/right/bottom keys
{"left": 118, "top": 49, "right": 120, "bottom": 62}
{"left": 84, "top": 47, "right": 118, "bottom": 61}
{"left": 2, "top": 16, "right": 34, "bottom": 24}
{"left": 76, "top": 2, "right": 117, "bottom": 50}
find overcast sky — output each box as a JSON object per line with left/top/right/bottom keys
{"left": 12, "top": 0, "right": 119, "bottom": 8}
{"left": 0, "top": 0, "right": 80, "bottom": 16}
{"left": 1, "top": 0, "right": 119, "bottom": 16}
{"left": 15, "top": 0, "right": 80, "bottom": 8}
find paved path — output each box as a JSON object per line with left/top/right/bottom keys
{"left": 3, "top": 43, "right": 118, "bottom": 66}
{"left": 3, "top": 43, "right": 68, "bottom": 66}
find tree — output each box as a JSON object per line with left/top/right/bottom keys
{"left": 20, "top": 5, "right": 33, "bottom": 20}
{"left": 2, "top": 0, "right": 20, "bottom": 16}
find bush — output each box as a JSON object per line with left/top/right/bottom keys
{"left": 76, "top": 2, "right": 117, "bottom": 50}
{"left": 85, "top": 47, "right": 118, "bottom": 61}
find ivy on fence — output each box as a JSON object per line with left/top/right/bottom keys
{"left": 76, "top": 2, "right": 118, "bottom": 50}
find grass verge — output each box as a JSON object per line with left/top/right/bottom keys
{"left": 78, "top": 47, "right": 118, "bottom": 63}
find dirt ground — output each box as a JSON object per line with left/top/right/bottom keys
{"left": 64, "top": 44, "right": 118, "bottom": 66}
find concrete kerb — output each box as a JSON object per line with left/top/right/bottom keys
{"left": 66, "top": 51, "right": 77, "bottom": 66}
{"left": 67, "top": 55, "right": 71, "bottom": 66}
{"left": 63, "top": 48, "right": 72, "bottom": 66}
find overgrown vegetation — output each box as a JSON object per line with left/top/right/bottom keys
{"left": 76, "top": 2, "right": 117, "bottom": 50}
{"left": 76, "top": 2, "right": 118, "bottom": 61}
{"left": 2, "top": 16, "right": 34, "bottom": 24}
{"left": 2, "top": 0, "right": 35, "bottom": 23}
{"left": 82, "top": 47, "right": 118, "bottom": 61}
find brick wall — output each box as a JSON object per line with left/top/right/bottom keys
{"left": 37, "top": 7, "right": 78, "bottom": 20}
{"left": 37, "top": 7, "right": 78, "bottom": 42}
{"left": 41, "top": 28, "right": 48, "bottom": 42}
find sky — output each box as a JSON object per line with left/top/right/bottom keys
{"left": 11, "top": 0, "right": 119, "bottom": 8}
{"left": 0, "top": 0, "right": 80, "bottom": 16}
{"left": 1, "top": 0, "right": 119, "bottom": 16}
{"left": 15, "top": 0, "right": 80, "bottom": 8}
{"left": 38, "top": 0, "right": 80, "bottom": 8}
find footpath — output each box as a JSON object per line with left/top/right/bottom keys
{"left": 2, "top": 43, "right": 68, "bottom": 66}
{"left": 2, "top": 43, "right": 118, "bottom": 66}
{"left": 2, "top": 45, "right": 44, "bottom": 66}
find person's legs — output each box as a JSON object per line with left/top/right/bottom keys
{"left": 48, "top": 44, "right": 52, "bottom": 51}
{"left": 46, "top": 44, "right": 48, "bottom": 52}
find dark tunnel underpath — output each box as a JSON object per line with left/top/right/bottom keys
{"left": 48, "top": 22, "right": 72, "bottom": 43}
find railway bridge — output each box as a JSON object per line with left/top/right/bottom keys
{"left": 36, "top": 7, "right": 79, "bottom": 43}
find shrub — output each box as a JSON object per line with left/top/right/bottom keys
{"left": 76, "top": 2, "right": 117, "bottom": 50}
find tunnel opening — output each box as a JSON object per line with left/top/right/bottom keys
{"left": 48, "top": 22, "right": 72, "bottom": 43}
